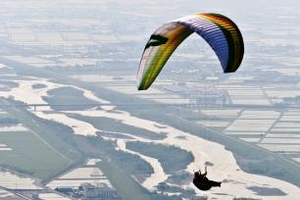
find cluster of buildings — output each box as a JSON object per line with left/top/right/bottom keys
{"left": 53, "top": 183, "right": 122, "bottom": 200}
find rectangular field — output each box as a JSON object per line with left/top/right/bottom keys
{"left": 0, "top": 131, "right": 70, "bottom": 181}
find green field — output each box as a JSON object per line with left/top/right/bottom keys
{"left": 97, "top": 159, "right": 151, "bottom": 200}
{"left": 127, "top": 141, "right": 194, "bottom": 174}
{"left": 0, "top": 102, "right": 84, "bottom": 182}
{"left": 0, "top": 131, "right": 71, "bottom": 180}
{"left": 97, "top": 159, "right": 179, "bottom": 200}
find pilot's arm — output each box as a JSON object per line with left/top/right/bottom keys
{"left": 204, "top": 166, "right": 208, "bottom": 176}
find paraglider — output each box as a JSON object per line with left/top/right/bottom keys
{"left": 193, "top": 166, "right": 221, "bottom": 191}
{"left": 137, "top": 13, "right": 244, "bottom": 90}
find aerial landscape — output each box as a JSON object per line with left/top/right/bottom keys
{"left": 0, "top": 0, "right": 300, "bottom": 200}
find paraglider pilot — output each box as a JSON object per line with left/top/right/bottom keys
{"left": 193, "top": 166, "right": 221, "bottom": 191}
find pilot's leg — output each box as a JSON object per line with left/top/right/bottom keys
{"left": 208, "top": 180, "right": 221, "bottom": 187}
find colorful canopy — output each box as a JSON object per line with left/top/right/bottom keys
{"left": 137, "top": 13, "right": 244, "bottom": 90}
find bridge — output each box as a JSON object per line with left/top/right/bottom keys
{"left": 0, "top": 102, "right": 191, "bottom": 112}
{"left": 0, "top": 101, "right": 277, "bottom": 112}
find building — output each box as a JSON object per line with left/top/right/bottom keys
{"left": 190, "top": 90, "right": 227, "bottom": 108}
{"left": 82, "top": 183, "right": 122, "bottom": 200}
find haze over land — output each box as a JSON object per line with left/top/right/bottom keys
{"left": 0, "top": 1, "right": 299, "bottom": 200}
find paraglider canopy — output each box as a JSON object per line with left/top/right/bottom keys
{"left": 137, "top": 13, "right": 244, "bottom": 90}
